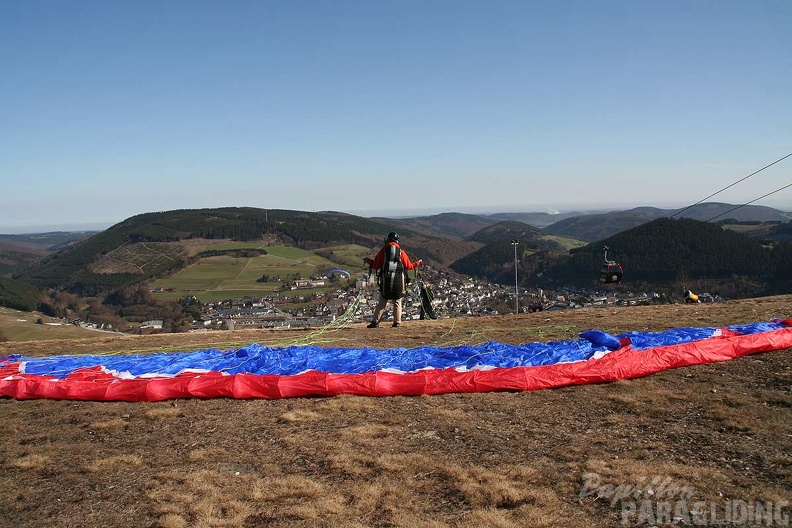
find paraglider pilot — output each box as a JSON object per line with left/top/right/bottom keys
{"left": 364, "top": 232, "right": 422, "bottom": 328}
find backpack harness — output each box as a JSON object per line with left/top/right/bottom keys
{"left": 378, "top": 244, "right": 407, "bottom": 300}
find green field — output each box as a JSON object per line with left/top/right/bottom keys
{"left": 540, "top": 234, "right": 587, "bottom": 251}
{"left": 151, "top": 244, "right": 370, "bottom": 303}
{"left": 721, "top": 223, "right": 774, "bottom": 235}
{"left": 0, "top": 307, "right": 100, "bottom": 342}
{"left": 188, "top": 241, "right": 269, "bottom": 255}
{"left": 317, "top": 244, "right": 373, "bottom": 268}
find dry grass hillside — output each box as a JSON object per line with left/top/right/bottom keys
{"left": 1, "top": 295, "right": 791, "bottom": 528}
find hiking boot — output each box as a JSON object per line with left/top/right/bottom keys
{"left": 392, "top": 322, "right": 400, "bottom": 328}
{"left": 367, "top": 322, "right": 379, "bottom": 328}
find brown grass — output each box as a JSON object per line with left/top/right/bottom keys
{"left": 89, "top": 418, "right": 127, "bottom": 430}
{"left": 144, "top": 406, "right": 184, "bottom": 420}
{"left": 85, "top": 454, "right": 143, "bottom": 473}
{"left": 1, "top": 295, "right": 791, "bottom": 527}
{"left": 9, "top": 454, "right": 50, "bottom": 470}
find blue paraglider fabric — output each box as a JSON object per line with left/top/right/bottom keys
{"left": 8, "top": 321, "right": 787, "bottom": 379}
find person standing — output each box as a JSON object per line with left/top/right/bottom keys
{"left": 364, "top": 232, "right": 422, "bottom": 328}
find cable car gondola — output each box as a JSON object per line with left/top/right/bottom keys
{"left": 600, "top": 246, "right": 623, "bottom": 284}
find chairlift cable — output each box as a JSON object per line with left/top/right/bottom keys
{"left": 702, "top": 181, "right": 792, "bottom": 223}
{"left": 539, "top": 152, "right": 790, "bottom": 286}
{"left": 669, "top": 151, "right": 792, "bottom": 219}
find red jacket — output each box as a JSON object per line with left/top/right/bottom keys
{"left": 365, "top": 242, "right": 421, "bottom": 271}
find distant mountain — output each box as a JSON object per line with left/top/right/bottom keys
{"left": 487, "top": 210, "right": 594, "bottom": 228}
{"left": 369, "top": 202, "right": 791, "bottom": 244}
{"left": 0, "top": 242, "right": 46, "bottom": 278}
{"left": 450, "top": 221, "right": 568, "bottom": 283}
{"left": 14, "top": 208, "right": 477, "bottom": 297}
{"left": 466, "top": 220, "right": 543, "bottom": 244}
{"left": 383, "top": 210, "right": 596, "bottom": 238}
{"left": 0, "top": 231, "right": 99, "bottom": 250}
{"left": 542, "top": 207, "right": 666, "bottom": 242}
{"left": 0, "top": 231, "right": 97, "bottom": 277}
{"left": 370, "top": 212, "right": 498, "bottom": 240}
{"left": 543, "top": 203, "right": 792, "bottom": 242}
{"left": 671, "top": 202, "right": 791, "bottom": 223}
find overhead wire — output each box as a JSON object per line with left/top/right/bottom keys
{"left": 702, "top": 181, "right": 792, "bottom": 223}
{"left": 669, "top": 151, "right": 792, "bottom": 219}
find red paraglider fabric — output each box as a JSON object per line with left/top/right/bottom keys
{"left": 1, "top": 321, "right": 790, "bottom": 402}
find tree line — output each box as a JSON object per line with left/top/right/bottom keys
{"left": 451, "top": 218, "right": 792, "bottom": 297}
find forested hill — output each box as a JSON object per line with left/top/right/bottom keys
{"left": 542, "top": 208, "right": 669, "bottom": 242}
{"left": 371, "top": 212, "right": 498, "bottom": 240}
{"left": 544, "top": 218, "right": 792, "bottom": 293}
{"left": 543, "top": 203, "right": 792, "bottom": 242}
{"left": 14, "top": 207, "right": 466, "bottom": 296}
{"left": 105, "top": 208, "right": 393, "bottom": 245}
{"left": 466, "top": 220, "right": 543, "bottom": 245}
{"left": 0, "top": 231, "right": 97, "bottom": 277}
{"left": 450, "top": 218, "right": 792, "bottom": 297}
{"left": 0, "top": 277, "right": 44, "bottom": 312}
{"left": 448, "top": 219, "right": 573, "bottom": 282}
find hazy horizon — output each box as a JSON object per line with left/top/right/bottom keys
{"left": 2, "top": 199, "right": 791, "bottom": 235}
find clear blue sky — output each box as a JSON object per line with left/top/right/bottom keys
{"left": 2, "top": 0, "right": 791, "bottom": 233}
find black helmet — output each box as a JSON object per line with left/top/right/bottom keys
{"left": 386, "top": 232, "right": 399, "bottom": 242}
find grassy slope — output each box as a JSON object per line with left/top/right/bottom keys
{"left": 0, "top": 296, "right": 790, "bottom": 528}
{"left": 0, "top": 306, "right": 101, "bottom": 341}
{"left": 539, "top": 234, "right": 587, "bottom": 251}
{"left": 150, "top": 244, "right": 370, "bottom": 302}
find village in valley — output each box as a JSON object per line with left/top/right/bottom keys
{"left": 60, "top": 265, "right": 723, "bottom": 334}
{"left": 174, "top": 269, "right": 703, "bottom": 333}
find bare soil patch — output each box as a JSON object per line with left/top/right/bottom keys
{"left": 2, "top": 296, "right": 791, "bottom": 527}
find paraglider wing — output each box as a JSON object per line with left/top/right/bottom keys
{"left": 323, "top": 269, "right": 351, "bottom": 278}
{"left": 2, "top": 320, "right": 791, "bottom": 402}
